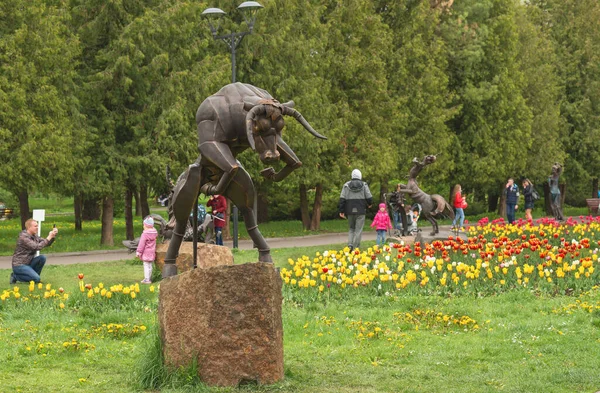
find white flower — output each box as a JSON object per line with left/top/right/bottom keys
{"left": 323, "top": 251, "right": 329, "bottom": 257}
{"left": 452, "top": 262, "right": 457, "bottom": 267}
{"left": 337, "top": 261, "right": 342, "bottom": 267}
{"left": 379, "top": 267, "right": 385, "bottom": 273}
{"left": 414, "top": 264, "right": 420, "bottom": 270}
{"left": 337, "top": 279, "right": 342, "bottom": 284}
{"left": 378, "top": 284, "right": 382, "bottom": 290}
{"left": 430, "top": 266, "right": 436, "bottom": 274}
{"left": 385, "top": 255, "right": 390, "bottom": 261}
{"left": 328, "top": 270, "right": 333, "bottom": 275}
{"left": 482, "top": 262, "right": 488, "bottom": 269}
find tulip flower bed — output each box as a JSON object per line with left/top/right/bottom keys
{"left": 280, "top": 217, "right": 600, "bottom": 302}
{"left": 0, "top": 217, "right": 599, "bottom": 392}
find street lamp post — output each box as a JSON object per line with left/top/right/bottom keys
{"left": 202, "top": 1, "right": 263, "bottom": 249}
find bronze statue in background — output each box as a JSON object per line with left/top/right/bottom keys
{"left": 398, "top": 155, "right": 454, "bottom": 236}
{"left": 548, "top": 162, "right": 564, "bottom": 221}
{"left": 163, "top": 83, "right": 326, "bottom": 277}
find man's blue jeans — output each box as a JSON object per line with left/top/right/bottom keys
{"left": 13, "top": 255, "right": 46, "bottom": 283}
{"left": 392, "top": 211, "right": 402, "bottom": 230}
{"left": 215, "top": 227, "right": 223, "bottom": 246}
{"left": 506, "top": 204, "right": 516, "bottom": 224}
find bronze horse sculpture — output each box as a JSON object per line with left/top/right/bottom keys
{"left": 398, "top": 155, "right": 454, "bottom": 236}
{"left": 163, "top": 83, "right": 326, "bottom": 277}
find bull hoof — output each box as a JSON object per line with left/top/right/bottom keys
{"left": 162, "top": 263, "right": 178, "bottom": 278}
{"left": 430, "top": 231, "right": 436, "bottom": 236}
{"left": 259, "top": 251, "right": 273, "bottom": 263}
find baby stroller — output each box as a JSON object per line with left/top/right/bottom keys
{"left": 405, "top": 203, "right": 422, "bottom": 236}
{"left": 184, "top": 204, "right": 215, "bottom": 244}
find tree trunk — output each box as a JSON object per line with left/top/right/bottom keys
{"left": 82, "top": 196, "right": 101, "bottom": 220}
{"left": 139, "top": 184, "right": 150, "bottom": 218}
{"left": 488, "top": 190, "right": 499, "bottom": 213}
{"left": 309, "top": 183, "right": 323, "bottom": 231}
{"left": 299, "top": 184, "right": 311, "bottom": 230}
{"left": 74, "top": 193, "right": 82, "bottom": 231}
{"left": 18, "top": 189, "right": 30, "bottom": 230}
{"left": 497, "top": 187, "right": 506, "bottom": 219}
{"left": 593, "top": 178, "right": 599, "bottom": 199}
{"left": 125, "top": 187, "right": 134, "bottom": 241}
{"left": 379, "top": 180, "right": 388, "bottom": 204}
{"left": 224, "top": 199, "right": 232, "bottom": 240}
{"left": 543, "top": 182, "right": 552, "bottom": 215}
{"left": 256, "top": 187, "right": 269, "bottom": 224}
{"left": 100, "top": 196, "right": 114, "bottom": 246}
{"left": 134, "top": 190, "right": 141, "bottom": 216}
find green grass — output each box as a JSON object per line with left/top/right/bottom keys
{"left": 1, "top": 246, "right": 600, "bottom": 392}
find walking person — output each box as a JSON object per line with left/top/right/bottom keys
{"left": 504, "top": 178, "right": 519, "bottom": 224}
{"left": 451, "top": 184, "right": 466, "bottom": 231}
{"left": 522, "top": 179, "right": 535, "bottom": 222}
{"left": 137, "top": 216, "right": 158, "bottom": 284}
{"left": 10, "top": 219, "right": 58, "bottom": 284}
{"left": 338, "top": 169, "right": 373, "bottom": 251}
{"left": 371, "top": 203, "right": 393, "bottom": 247}
{"left": 548, "top": 163, "right": 564, "bottom": 221}
{"left": 207, "top": 194, "right": 227, "bottom": 246}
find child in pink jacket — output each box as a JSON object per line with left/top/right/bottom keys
{"left": 371, "top": 203, "right": 393, "bottom": 246}
{"left": 136, "top": 216, "right": 158, "bottom": 284}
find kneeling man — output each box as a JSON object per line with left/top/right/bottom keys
{"left": 11, "top": 219, "right": 58, "bottom": 284}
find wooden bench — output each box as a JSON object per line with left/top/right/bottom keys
{"left": 586, "top": 198, "right": 600, "bottom": 216}
{"left": 0, "top": 207, "right": 14, "bottom": 220}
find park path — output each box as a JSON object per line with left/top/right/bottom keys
{"left": 0, "top": 225, "right": 460, "bottom": 269}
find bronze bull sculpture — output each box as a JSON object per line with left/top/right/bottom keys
{"left": 163, "top": 83, "right": 326, "bottom": 277}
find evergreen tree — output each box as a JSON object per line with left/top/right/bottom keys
{"left": 441, "top": 0, "right": 532, "bottom": 212}
{"left": 0, "top": 0, "right": 84, "bottom": 228}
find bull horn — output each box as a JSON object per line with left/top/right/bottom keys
{"left": 245, "top": 104, "right": 266, "bottom": 150}
{"left": 282, "top": 101, "right": 295, "bottom": 108}
{"left": 281, "top": 106, "right": 327, "bottom": 140}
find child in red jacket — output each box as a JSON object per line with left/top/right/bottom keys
{"left": 371, "top": 203, "right": 392, "bottom": 246}
{"left": 207, "top": 195, "right": 227, "bottom": 246}
{"left": 451, "top": 184, "right": 467, "bottom": 230}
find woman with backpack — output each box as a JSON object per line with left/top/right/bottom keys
{"left": 522, "top": 179, "right": 536, "bottom": 222}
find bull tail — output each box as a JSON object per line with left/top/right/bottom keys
{"left": 431, "top": 194, "right": 455, "bottom": 220}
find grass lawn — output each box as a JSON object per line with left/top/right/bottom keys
{"left": 1, "top": 241, "right": 599, "bottom": 392}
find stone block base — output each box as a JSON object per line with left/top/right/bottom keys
{"left": 155, "top": 241, "right": 233, "bottom": 273}
{"left": 158, "top": 263, "right": 283, "bottom": 387}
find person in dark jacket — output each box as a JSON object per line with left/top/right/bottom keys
{"left": 522, "top": 179, "right": 534, "bottom": 221}
{"left": 338, "top": 169, "right": 373, "bottom": 251}
{"left": 11, "top": 219, "right": 58, "bottom": 284}
{"left": 503, "top": 178, "right": 519, "bottom": 224}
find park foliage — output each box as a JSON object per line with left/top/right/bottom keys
{"left": 1, "top": 0, "right": 599, "bottom": 241}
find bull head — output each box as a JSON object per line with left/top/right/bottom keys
{"left": 243, "top": 99, "right": 326, "bottom": 163}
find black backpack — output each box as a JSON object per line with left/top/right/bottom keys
{"left": 531, "top": 188, "right": 540, "bottom": 201}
